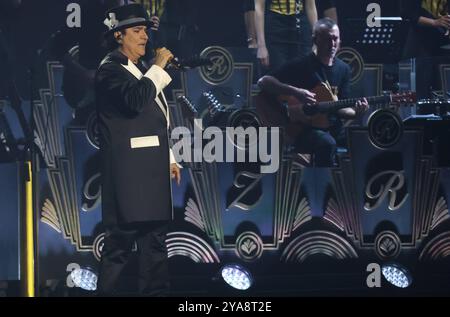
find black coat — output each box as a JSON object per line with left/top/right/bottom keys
{"left": 95, "top": 50, "right": 175, "bottom": 225}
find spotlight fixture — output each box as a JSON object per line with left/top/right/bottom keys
{"left": 220, "top": 264, "right": 253, "bottom": 291}
{"left": 381, "top": 263, "right": 412, "bottom": 288}
{"left": 70, "top": 267, "right": 98, "bottom": 291}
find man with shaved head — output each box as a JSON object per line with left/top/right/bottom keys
{"left": 258, "top": 18, "right": 368, "bottom": 167}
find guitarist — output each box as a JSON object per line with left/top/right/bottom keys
{"left": 257, "top": 18, "right": 368, "bottom": 167}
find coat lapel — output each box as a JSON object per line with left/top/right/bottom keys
{"left": 155, "top": 93, "right": 169, "bottom": 126}
{"left": 121, "top": 60, "right": 142, "bottom": 80}
{"left": 120, "top": 60, "right": 169, "bottom": 125}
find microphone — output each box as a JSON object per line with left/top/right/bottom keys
{"left": 166, "top": 57, "right": 183, "bottom": 69}
{"left": 166, "top": 56, "right": 213, "bottom": 71}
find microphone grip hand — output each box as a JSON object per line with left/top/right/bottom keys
{"left": 154, "top": 47, "right": 174, "bottom": 69}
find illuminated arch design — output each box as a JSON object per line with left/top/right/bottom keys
{"left": 324, "top": 197, "right": 345, "bottom": 232}
{"left": 281, "top": 230, "right": 358, "bottom": 263}
{"left": 41, "top": 199, "right": 61, "bottom": 233}
{"left": 430, "top": 197, "right": 449, "bottom": 231}
{"left": 184, "top": 198, "right": 205, "bottom": 232}
{"left": 166, "top": 231, "right": 220, "bottom": 263}
{"left": 420, "top": 231, "right": 450, "bottom": 261}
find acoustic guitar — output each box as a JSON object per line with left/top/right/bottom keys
{"left": 254, "top": 83, "right": 416, "bottom": 143}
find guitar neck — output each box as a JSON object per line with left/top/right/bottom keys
{"left": 317, "top": 95, "right": 391, "bottom": 112}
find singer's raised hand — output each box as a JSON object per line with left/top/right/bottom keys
{"left": 154, "top": 47, "right": 174, "bottom": 69}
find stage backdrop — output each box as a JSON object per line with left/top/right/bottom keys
{"left": 28, "top": 46, "right": 450, "bottom": 295}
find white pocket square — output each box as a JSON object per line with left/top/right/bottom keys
{"left": 130, "top": 135, "right": 160, "bottom": 149}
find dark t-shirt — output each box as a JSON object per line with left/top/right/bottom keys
{"left": 270, "top": 52, "right": 350, "bottom": 100}
{"left": 270, "top": 52, "right": 351, "bottom": 136}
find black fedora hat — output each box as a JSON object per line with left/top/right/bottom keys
{"left": 103, "top": 3, "right": 152, "bottom": 35}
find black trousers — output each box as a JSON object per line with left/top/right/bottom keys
{"left": 294, "top": 128, "right": 337, "bottom": 167}
{"left": 97, "top": 221, "right": 170, "bottom": 296}
{"left": 260, "top": 11, "right": 311, "bottom": 74}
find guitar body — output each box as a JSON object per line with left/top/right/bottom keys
{"left": 254, "top": 86, "right": 415, "bottom": 144}
{"left": 254, "top": 84, "right": 338, "bottom": 143}
{"left": 308, "top": 84, "right": 338, "bottom": 128}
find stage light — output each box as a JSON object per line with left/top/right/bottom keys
{"left": 221, "top": 264, "right": 253, "bottom": 290}
{"left": 70, "top": 267, "right": 98, "bottom": 291}
{"left": 382, "top": 263, "right": 412, "bottom": 288}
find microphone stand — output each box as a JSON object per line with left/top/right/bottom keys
{"left": 19, "top": 36, "right": 53, "bottom": 298}
{"left": 1, "top": 27, "right": 37, "bottom": 298}
{"left": 22, "top": 36, "right": 55, "bottom": 297}
{"left": 17, "top": 52, "right": 38, "bottom": 298}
